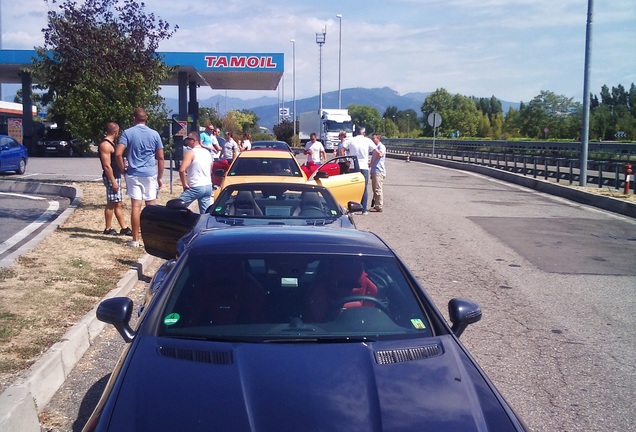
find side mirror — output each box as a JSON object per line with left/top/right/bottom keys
{"left": 214, "top": 168, "right": 226, "bottom": 177}
{"left": 347, "top": 201, "right": 363, "bottom": 213}
{"left": 97, "top": 297, "right": 136, "bottom": 342}
{"left": 448, "top": 298, "right": 481, "bottom": 338}
{"left": 166, "top": 198, "right": 189, "bottom": 210}
{"left": 314, "top": 171, "right": 329, "bottom": 179}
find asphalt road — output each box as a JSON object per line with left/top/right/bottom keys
{"left": 40, "top": 158, "right": 636, "bottom": 432}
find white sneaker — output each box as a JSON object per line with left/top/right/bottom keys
{"left": 127, "top": 241, "right": 140, "bottom": 248}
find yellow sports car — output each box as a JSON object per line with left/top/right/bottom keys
{"left": 213, "top": 149, "right": 365, "bottom": 208}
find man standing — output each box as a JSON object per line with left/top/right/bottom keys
{"left": 370, "top": 133, "right": 386, "bottom": 212}
{"left": 99, "top": 122, "right": 132, "bottom": 236}
{"left": 179, "top": 131, "right": 213, "bottom": 214}
{"left": 116, "top": 107, "right": 164, "bottom": 248}
{"left": 221, "top": 131, "right": 239, "bottom": 162}
{"left": 304, "top": 133, "right": 326, "bottom": 166}
{"left": 342, "top": 127, "right": 376, "bottom": 214}
{"left": 201, "top": 123, "right": 221, "bottom": 160}
{"left": 336, "top": 131, "right": 350, "bottom": 174}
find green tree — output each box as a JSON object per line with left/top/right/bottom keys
{"left": 421, "top": 88, "right": 452, "bottom": 136}
{"left": 348, "top": 104, "right": 382, "bottom": 133}
{"left": 31, "top": 0, "right": 177, "bottom": 147}
{"left": 198, "top": 106, "right": 222, "bottom": 129}
{"left": 518, "top": 91, "right": 581, "bottom": 139}
{"left": 273, "top": 119, "right": 295, "bottom": 144}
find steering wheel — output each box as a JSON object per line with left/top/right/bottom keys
{"left": 330, "top": 295, "right": 390, "bottom": 315}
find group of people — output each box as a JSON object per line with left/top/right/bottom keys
{"left": 99, "top": 107, "right": 254, "bottom": 247}
{"left": 303, "top": 127, "right": 387, "bottom": 214}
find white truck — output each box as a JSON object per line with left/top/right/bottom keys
{"left": 298, "top": 109, "right": 354, "bottom": 151}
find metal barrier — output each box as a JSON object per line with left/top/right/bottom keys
{"left": 386, "top": 145, "right": 636, "bottom": 194}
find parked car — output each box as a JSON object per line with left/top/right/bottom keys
{"left": 37, "top": 128, "right": 81, "bottom": 156}
{"left": 85, "top": 227, "right": 526, "bottom": 431}
{"left": 0, "top": 135, "right": 28, "bottom": 174}
{"left": 140, "top": 182, "right": 362, "bottom": 260}
{"left": 213, "top": 149, "right": 365, "bottom": 208}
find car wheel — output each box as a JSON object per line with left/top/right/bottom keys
{"left": 17, "top": 159, "right": 26, "bottom": 175}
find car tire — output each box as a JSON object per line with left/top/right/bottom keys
{"left": 17, "top": 159, "right": 26, "bottom": 175}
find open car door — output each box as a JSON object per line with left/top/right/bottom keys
{"left": 140, "top": 199, "right": 200, "bottom": 260}
{"left": 308, "top": 155, "right": 365, "bottom": 208}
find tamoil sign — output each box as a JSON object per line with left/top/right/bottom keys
{"left": 203, "top": 53, "right": 283, "bottom": 72}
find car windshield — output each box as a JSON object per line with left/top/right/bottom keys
{"left": 210, "top": 186, "right": 340, "bottom": 222}
{"left": 157, "top": 253, "right": 433, "bottom": 341}
{"left": 43, "top": 129, "right": 73, "bottom": 140}
{"left": 228, "top": 156, "right": 303, "bottom": 177}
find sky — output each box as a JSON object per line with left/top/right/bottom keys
{"left": 1, "top": 0, "right": 635, "bottom": 104}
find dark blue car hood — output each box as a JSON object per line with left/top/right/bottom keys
{"left": 102, "top": 336, "right": 518, "bottom": 431}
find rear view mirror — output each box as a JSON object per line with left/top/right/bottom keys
{"left": 448, "top": 298, "right": 482, "bottom": 338}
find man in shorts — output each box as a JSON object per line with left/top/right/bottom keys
{"left": 115, "top": 107, "right": 164, "bottom": 247}
{"left": 99, "top": 122, "right": 132, "bottom": 236}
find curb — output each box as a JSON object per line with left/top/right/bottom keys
{"left": 0, "top": 180, "right": 156, "bottom": 432}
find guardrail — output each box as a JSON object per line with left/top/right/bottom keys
{"left": 386, "top": 144, "right": 636, "bottom": 194}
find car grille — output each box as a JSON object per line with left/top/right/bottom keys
{"left": 374, "top": 344, "right": 442, "bottom": 365}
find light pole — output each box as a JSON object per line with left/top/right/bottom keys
{"left": 290, "top": 39, "right": 296, "bottom": 138}
{"left": 407, "top": 114, "right": 410, "bottom": 138}
{"left": 336, "top": 14, "right": 342, "bottom": 109}
{"left": 316, "top": 26, "right": 326, "bottom": 113}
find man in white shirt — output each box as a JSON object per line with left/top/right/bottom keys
{"left": 304, "top": 133, "right": 326, "bottom": 166}
{"left": 342, "top": 127, "right": 376, "bottom": 214}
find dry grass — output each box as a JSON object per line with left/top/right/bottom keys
{"left": 0, "top": 179, "right": 182, "bottom": 393}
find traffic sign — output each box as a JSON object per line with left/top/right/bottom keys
{"left": 427, "top": 112, "right": 442, "bottom": 128}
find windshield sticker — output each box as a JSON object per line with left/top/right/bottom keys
{"left": 330, "top": 210, "right": 337, "bottom": 215}
{"left": 164, "top": 313, "right": 181, "bottom": 326}
{"left": 411, "top": 319, "right": 427, "bottom": 330}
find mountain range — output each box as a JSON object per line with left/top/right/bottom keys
{"left": 165, "top": 87, "right": 521, "bottom": 131}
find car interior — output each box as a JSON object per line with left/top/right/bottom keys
{"left": 213, "top": 187, "right": 337, "bottom": 219}
{"left": 158, "top": 253, "right": 434, "bottom": 340}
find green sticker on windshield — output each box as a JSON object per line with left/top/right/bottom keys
{"left": 411, "top": 319, "right": 426, "bottom": 330}
{"left": 164, "top": 313, "right": 180, "bottom": 326}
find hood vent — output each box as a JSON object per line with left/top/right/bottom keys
{"left": 158, "top": 346, "right": 234, "bottom": 365}
{"left": 375, "top": 344, "right": 442, "bottom": 365}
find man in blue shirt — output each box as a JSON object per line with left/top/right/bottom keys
{"left": 115, "top": 107, "right": 164, "bottom": 247}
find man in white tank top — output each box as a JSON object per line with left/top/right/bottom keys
{"left": 179, "top": 131, "right": 213, "bottom": 213}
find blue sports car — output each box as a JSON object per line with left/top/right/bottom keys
{"left": 85, "top": 227, "right": 526, "bottom": 431}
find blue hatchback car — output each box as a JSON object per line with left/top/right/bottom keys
{"left": 85, "top": 227, "right": 526, "bottom": 431}
{"left": 0, "top": 134, "right": 28, "bottom": 174}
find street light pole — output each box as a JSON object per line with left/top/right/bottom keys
{"left": 316, "top": 26, "right": 326, "bottom": 113}
{"left": 336, "top": 14, "right": 342, "bottom": 109}
{"left": 290, "top": 39, "right": 296, "bottom": 138}
{"left": 407, "top": 114, "right": 410, "bottom": 138}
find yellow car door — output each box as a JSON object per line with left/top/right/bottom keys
{"left": 307, "top": 155, "right": 365, "bottom": 207}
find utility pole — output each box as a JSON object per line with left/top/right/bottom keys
{"left": 316, "top": 26, "right": 326, "bottom": 113}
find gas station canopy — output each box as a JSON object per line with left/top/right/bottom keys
{"left": 0, "top": 49, "right": 284, "bottom": 90}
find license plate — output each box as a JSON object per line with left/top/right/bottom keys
{"left": 47, "top": 147, "right": 56, "bottom": 150}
